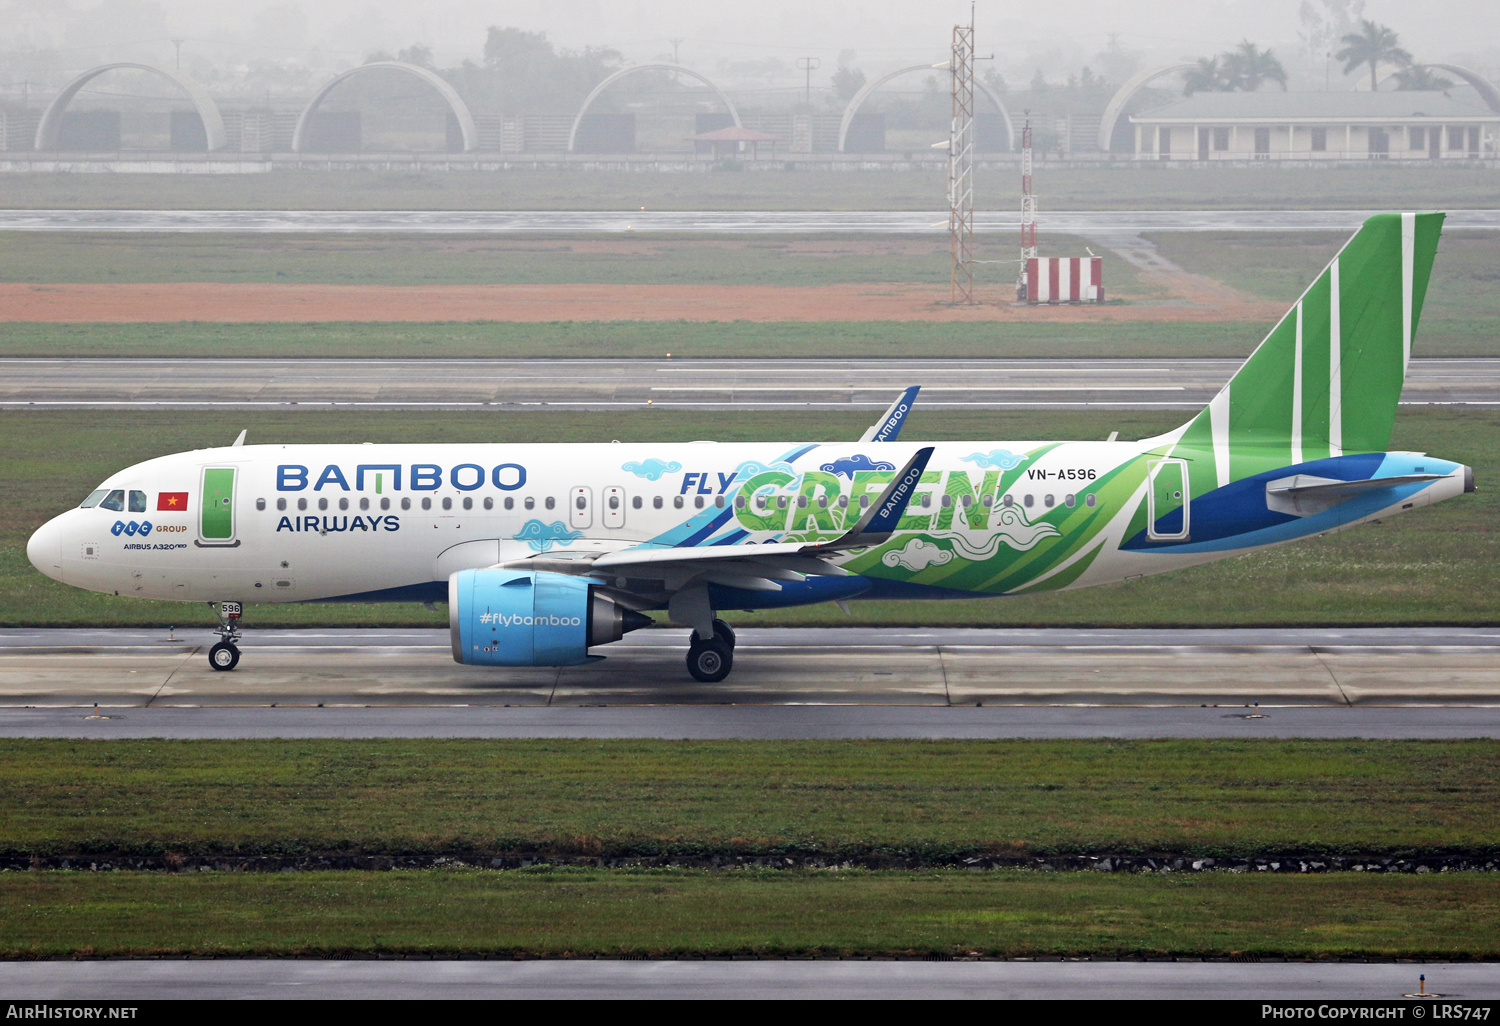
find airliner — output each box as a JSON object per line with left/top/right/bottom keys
{"left": 27, "top": 212, "right": 1474, "bottom": 681}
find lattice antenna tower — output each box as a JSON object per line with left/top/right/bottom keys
{"left": 1019, "top": 112, "right": 1037, "bottom": 296}
{"left": 948, "top": 9, "right": 976, "bottom": 304}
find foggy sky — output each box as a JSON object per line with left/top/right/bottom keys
{"left": 5, "top": 0, "right": 1498, "bottom": 87}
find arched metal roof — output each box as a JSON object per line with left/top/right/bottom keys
{"left": 35, "top": 62, "right": 226, "bottom": 151}
{"left": 292, "top": 61, "right": 478, "bottom": 153}
{"left": 837, "top": 64, "right": 1014, "bottom": 152}
{"left": 1097, "top": 63, "right": 1196, "bottom": 152}
{"left": 1361, "top": 64, "right": 1500, "bottom": 112}
{"left": 568, "top": 64, "right": 741, "bottom": 152}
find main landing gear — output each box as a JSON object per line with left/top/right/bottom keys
{"left": 208, "top": 600, "right": 243, "bottom": 671}
{"left": 686, "top": 618, "right": 736, "bottom": 683}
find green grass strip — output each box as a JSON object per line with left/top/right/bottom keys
{"left": 1, "top": 869, "right": 1494, "bottom": 960}
{"left": 2, "top": 739, "right": 1496, "bottom": 859}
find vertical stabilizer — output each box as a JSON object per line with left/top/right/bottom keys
{"left": 1166, "top": 212, "right": 1443, "bottom": 490}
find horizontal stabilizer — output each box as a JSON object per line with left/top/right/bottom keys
{"left": 1265, "top": 472, "right": 1445, "bottom": 517}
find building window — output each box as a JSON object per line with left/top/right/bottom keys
{"left": 1410, "top": 127, "right": 1426, "bottom": 150}
{"left": 1254, "top": 127, "right": 1270, "bottom": 156}
{"left": 1311, "top": 128, "right": 1327, "bottom": 152}
{"left": 1213, "top": 127, "right": 1229, "bottom": 150}
{"left": 1157, "top": 127, "right": 1171, "bottom": 160}
{"left": 1450, "top": 126, "right": 1465, "bottom": 150}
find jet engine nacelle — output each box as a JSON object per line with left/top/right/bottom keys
{"left": 448, "top": 568, "right": 651, "bottom": 667}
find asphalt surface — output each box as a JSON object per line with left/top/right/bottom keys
{"left": 3, "top": 209, "right": 1499, "bottom": 233}
{"left": 3, "top": 356, "right": 1496, "bottom": 411}
{"left": 3, "top": 628, "right": 1497, "bottom": 738}
{"left": 2, "top": 960, "right": 1495, "bottom": 1000}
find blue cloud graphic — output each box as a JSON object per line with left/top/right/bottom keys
{"left": 514, "top": 519, "right": 584, "bottom": 553}
{"left": 820, "top": 454, "right": 896, "bottom": 479}
{"left": 729, "top": 460, "right": 795, "bottom": 483}
{"left": 960, "top": 449, "right": 1030, "bottom": 470}
{"left": 622, "top": 458, "right": 682, "bottom": 481}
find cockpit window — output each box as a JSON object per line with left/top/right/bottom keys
{"left": 128, "top": 490, "right": 148, "bottom": 513}
{"left": 98, "top": 490, "right": 125, "bottom": 512}
{"left": 79, "top": 489, "right": 109, "bottom": 509}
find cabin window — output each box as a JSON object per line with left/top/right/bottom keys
{"left": 1002, "top": 494, "right": 1014, "bottom": 508}
{"left": 99, "top": 490, "right": 125, "bottom": 512}
{"left": 1085, "top": 494, "right": 1097, "bottom": 508}
{"left": 1024, "top": 495, "right": 1034, "bottom": 508}
{"left": 381, "top": 497, "right": 391, "bottom": 511}
{"left": 503, "top": 497, "right": 513, "bottom": 510}
{"left": 545, "top": 497, "right": 556, "bottom": 510}
{"left": 941, "top": 495, "right": 951, "bottom": 508}
{"left": 632, "top": 496, "right": 642, "bottom": 510}
{"left": 338, "top": 498, "right": 349, "bottom": 511}
{"left": 442, "top": 497, "right": 452, "bottom": 511}
{"left": 255, "top": 498, "right": 266, "bottom": 511}
{"left": 919, "top": 494, "right": 930, "bottom": 508}
{"left": 276, "top": 498, "right": 287, "bottom": 511}
{"left": 797, "top": 495, "right": 807, "bottom": 509}
{"left": 462, "top": 497, "right": 472, "bottom": 510}
{"left": 524, "top": 497, "right": 534, "bottom": 510}
{"left": 128, "top": 490, "right": 148, "bottom": 513}
{"left": 1065, "top": 493, "right": 1076, "bottom": 508}
{"left": 298, "top": 498, "right": 308, "bottom": 511}
{"left": 961, "top": 494, "right": 972, "bottom": 508}
{"left": 735, "top": 496, "right": 746, "bottom": 509}
{"left": 714, "top": 495, "right": 725, "bottom": 508}
{"left": 359, "top": 497, "right": 370, "bottom": 511}
{"left": 1044, "top": 494, "right": 1055, "bottom": 508}
{"left": 776, "top": 496, "right": 788, "bottom": 509}
{"left": 608, "top": 495, "right": 620, "bottom": 510}
{"left": 859, "top": 495, "right": 870, "bottom": 509}
{"left": 401, "top": 497, "right": 411, "bottom": 511}
{"left": 421, "top": 497, "right": 432, "bottom": 511}
{"left": 839, "top": 496, "right": 849, "bottom": 509}
{"left": 818, "top": 495, "right": 829, "bottom": 509}
{"left": 318, "top": 498, "right": 328, "bottom": 511}
{"left": 756, "top": 496, "right": 767, "bottom": 510}
{"left": 653, "top": 496, "right": 663, "bottom": 510}
{"left": 482, "top": 496, "right": 492, "bottom": 510}
{"left": 673, "top": 496, "right": 684, "bottom": 509}
{"left": 981, "top": 494, "right": 994, "bottom": 507}
{"left": 79, "top": 489, "right": 109, "bottom": 509}
{"left": 694, "top": 496, "right": 705, "bottom": 509}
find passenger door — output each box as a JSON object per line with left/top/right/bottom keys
{"left": 1146, "top": 458, "right": 1190, "bottom": 541}
{"left": 198, "top": 466, "right": 239, "bottom": 547}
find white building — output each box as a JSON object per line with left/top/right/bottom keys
{"left": 1130, "top": 92, "right": 1500, "bottom": 160}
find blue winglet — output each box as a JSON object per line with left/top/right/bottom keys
{"left": 809, "top": 446, "right": 934, "bottom": 552}
{"left": 860, "top": 386, "right": 921, "bottom": 442}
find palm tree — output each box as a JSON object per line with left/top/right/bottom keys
{"left": 1391, "top": 65, "right": 1454, "bottom": 91}
{"left": 1222, "top": 40, "right": 1288, "bottom": 91}
{"left": 1336, "top": 20, "right": 1413, "bottom": 90}
{"left": 1182, "top": 56, "right": 1230, "bottom": 96}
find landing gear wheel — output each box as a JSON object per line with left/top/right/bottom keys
{"left": 712, "top": 618, "right": 736, "bottom": 649}
{"left": 208, "top": 641, "right": 240, "bottom": 671}
{"left": 686, "top": 637, "right": 733, "bottom": 683}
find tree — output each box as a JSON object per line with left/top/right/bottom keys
{"left": 1336, "top": 19, "right": 1411, "bottom": 90}
{"left": 1222, "top": 40, "right": 1288, "bottom": 91}
{"left": 1183, "top": 56, "right": 1231, "bottom": 96}
{"left": 1391, "top": 65, "right": 1453, "bottom": 91}
{"left": 831, "top": 65, "right": 865, "bottom": 104}
{"left": 1299, "top": 0, "right": 1367, "bottom": 59}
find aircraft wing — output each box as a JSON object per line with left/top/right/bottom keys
{"left": 859, "top": 386, "right": 920, "bottom": 442}
{"left": 588, "top": 446, "right": 935, "bottom": 584}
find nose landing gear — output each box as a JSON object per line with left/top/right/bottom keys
{"left": 208, "top": 600, "right": 243, "bottom": 671}
{"left": 686, "top": 618, "right": 736, "bottom": 683}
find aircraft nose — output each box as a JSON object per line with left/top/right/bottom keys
{"left": 27, "top": 516, "right": 64, "bottom": 580}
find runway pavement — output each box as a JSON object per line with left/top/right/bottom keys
{"left": 3, "top": 959, "right": 1496, "bottom": 1000}
{"left": 3, "top": 209, "right": 1499, "bottom": 233}
{"left": 2, "top": 628, "right": 1497, "bottom": 738}
{"left": 3, "top": 356, "right": 1497, "bottom": 411}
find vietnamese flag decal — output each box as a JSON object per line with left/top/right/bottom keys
{"left": 157, "top": 492, "right": 189, "bottom": 511}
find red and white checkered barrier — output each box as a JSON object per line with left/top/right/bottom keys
{"left": 1025, "top": 257, "right": 1104, "bottom": 303}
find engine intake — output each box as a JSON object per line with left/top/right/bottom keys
{"left": 448, "top": 568, "right": 651, "bottom": 666}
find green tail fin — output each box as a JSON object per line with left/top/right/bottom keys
{"left": 1168, "top": 211, "right": 1444, "bottom": 489}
